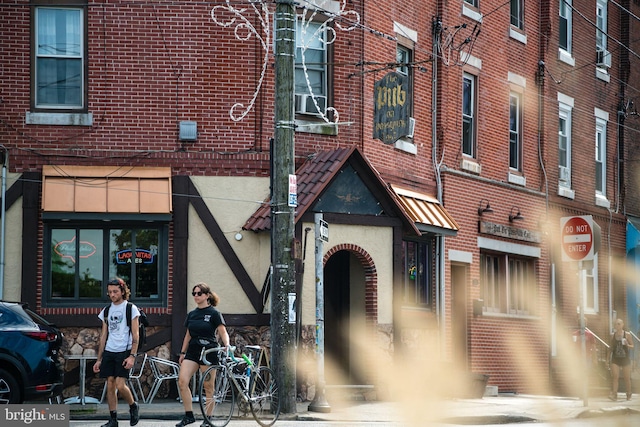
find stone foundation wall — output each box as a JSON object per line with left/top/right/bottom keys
{"left": 60, "top": 323, "right": 396, "bottom": 402}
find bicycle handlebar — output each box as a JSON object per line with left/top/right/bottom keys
{"left": 200, "top": 345, "right": 236, "bottom": 365}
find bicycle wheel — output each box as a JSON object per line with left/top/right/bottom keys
{"left": 249, "top": 366, "right": 281, "bottom": 427}
{"left": 199, "top": 365, "right": 235, "bottom": 427}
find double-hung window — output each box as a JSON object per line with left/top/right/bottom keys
{"left": 295, "top": 19, "right": 327, "bottom": 116}
{"left": 596, "top": 0, "right": 607, "bottom": 52}
{"left": 558, "top": 96, "right": 573, "bottom": 189}
{"left": 34, "top": 5, "right": 86, "bottom": 111}
{"left": 509, "top": 92, "right": 522, "bottom": 171}
{"left": 402, "top": 240, "right": 433, "bottom": 308}
{"left": 481, "top": 252, "right": 536, "bottom": 315}
{"left": 595, "top": 117, "right": 607, "bottom": 196}
{"left": 510, "top": 0, "right": 524, "bottom": 30}
{"left": 584, "top": 254, "right": 599, "bottom": 313}
{"left": 595, "top": 0, "right": 610, "bottom": 69}
{"left": 559, "top": 0, "right": 572, "bottom": 54}
{"left": 462, "top": 73, "right": 477, "bottom": 157}
{"left": 45, "top": 223, "right": 168, "bottom": 307}
{"left": 464, "top": 0, "right": 479, "bottom": 7}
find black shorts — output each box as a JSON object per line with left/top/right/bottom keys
{"left": 100, "top": 350, "right": 131, "bottom": 379}
{"left": 612, "top": 357, "right": 631, "bottom": 367}
{"left": 185, "top": 342, "right": 221, "bottom": 366}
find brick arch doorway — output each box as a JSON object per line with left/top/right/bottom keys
{"left": 323, "top": 244, "right": 377, "bottom": 385}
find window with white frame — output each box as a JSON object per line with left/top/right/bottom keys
{"left": 396, "top": 44, "right": 413, "bottom": 115}
{"left": 34, "top": 5, "right": 86, "bottom": 110}
{"left": 510, "top": 0, "right": 524, "bottom": 30}
{"left": 509, "top": 92, "right": 522, "bottom": 171}
{"left": 462, "top": 73, "right": 477, "bottom": 157}
{"left": 481, "top": 252, "right": 536, "bottom": 315}
{"left": 465, "top": 0, "right": 479, "bottom": 7}
{"left": 295, "top": 19, "right": 327, "bottom": 116}
{"left": 559, "top": 0, "right": 572, "bottom": 54}
{"left": 596, "top": 0, "right": 607, "bottom": 52}
{"left": 595, "top": 117, "right": 607, "bottom": 196}
{"left": 558, "top": 102, "right": 572, "bottom": 186}
{"left": 584, "top": 254, "right": 599, "bottom": 313}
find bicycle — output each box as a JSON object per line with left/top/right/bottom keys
{"left": 197, "top": 345, "right": 281, "bottom": 427}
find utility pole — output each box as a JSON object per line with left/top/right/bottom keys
{"left": 271, "top": 0, "right": 297, "bottom": 414}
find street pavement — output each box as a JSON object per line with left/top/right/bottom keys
{"left": 67, "top": 392, "right": 640, "bottom": 426}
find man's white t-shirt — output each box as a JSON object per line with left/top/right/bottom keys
{"left": 98, "top": 301, "right": 141, "bottom": 353}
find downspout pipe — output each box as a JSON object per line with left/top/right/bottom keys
{"left": 432, "top": 17, "right": 446, "bottom": 357}
{"left": 0, "top": 145, "right": 7, "bottom": 299}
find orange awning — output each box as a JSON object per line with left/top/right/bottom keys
{"left": 42, "top": 165, "right": 172, "bottom": 214}
{"left": 392, "top": 185, "right": 459, "bottom": 236}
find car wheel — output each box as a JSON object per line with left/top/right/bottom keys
{"left": 0, "top": 369, "right": 21, "bottom": 404}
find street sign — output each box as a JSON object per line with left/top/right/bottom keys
{"left": 319, "top": 219, "right": 329, "bottom": 242}
{"left": 560, "top": 215, "right": 594, "bottom": 262}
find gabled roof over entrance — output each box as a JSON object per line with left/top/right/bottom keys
{"left": 243, "top": 146, "right": 458, "bottom": 237}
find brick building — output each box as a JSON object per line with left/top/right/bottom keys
{"left": 0, "top": 0, "right": 637, "bottom": 400}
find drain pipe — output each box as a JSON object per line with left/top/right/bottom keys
{"left": 0, "top": 145, "right": 7, "bottom": 299}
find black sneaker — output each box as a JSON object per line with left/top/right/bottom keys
{"left": 129, "top": 402, "right": 140, "bottom": 426}
{"left": 100, "top": 419, "right": 119, "bottom": 427}
{"left": 175, "top": 415, "right": 196, "bottom": 427}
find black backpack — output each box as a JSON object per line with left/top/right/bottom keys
{"left": 103, "top": 301, "right": 149, "bottom": 348}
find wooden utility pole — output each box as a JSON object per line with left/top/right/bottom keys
{"left": 271, "top": 0, "right": 297, "bottom": 414}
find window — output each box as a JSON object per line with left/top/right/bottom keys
{"left": 558, "top": 102, "right": 572, "bottom": 186}
{"left": 295, "top": 19, "right": 327, "bottom": 116}
{"left": 481, "top": 252, "right": 536, "bottom": 315}
{"left": 509, "top": 92, "right": 522, "bottom": 171}
{"left": 396, "top": 43, "right": 413, "bottom": 115}
{"left": 584, "top": 254, "right": 599, "bottom": 313}
{"left": 462, "top": 73, "right": 477, "bottom": 157}
{"left": 559, "top": 0, "right": 572, "bottom": 53}
{"left": 34, "top": 5, "right": 86, "bottom": 110}
{"left": 45, "top": 223, "right": 168, "bottom": 306}
{"left": 595, "top": 118, "right": 606, "bottom": 195}
{"left": 596, "top": 0, "right": 607, "bottom": 52}
{"left": 402, "top": 240, "right": 433, "bottom": 307}
{"left": 465, "top": 0, "right": 479, "bottom": 7}
{"left": 510, "top": 0, "right": 524, "bottom": 30}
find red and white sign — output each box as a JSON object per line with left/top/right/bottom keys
{"left": 560, "top": 215, "right": 594, "bottom": 262}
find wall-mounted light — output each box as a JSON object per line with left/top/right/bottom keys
{"left": 234, "top": 232, "right": 243, "bottom": 241}
{"left": 477, "top": 199, "right": 494, "bottom": 216}
{"left": 509, "top": 206, "right": 524, "bottom": 222}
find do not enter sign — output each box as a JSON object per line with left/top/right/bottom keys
{"left": 560, "top": 215, "right": 594, "bottom": 262}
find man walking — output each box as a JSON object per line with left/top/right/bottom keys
{"left": 93, "top": 278, "right": 141, "bottom": 427}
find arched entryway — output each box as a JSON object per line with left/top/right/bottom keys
{"left": 323, "top": 244, "right": 377, "bottom": 385}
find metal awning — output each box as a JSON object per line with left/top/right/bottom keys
{"left": 392, "top": 185, "right": 459, "bottom": 236}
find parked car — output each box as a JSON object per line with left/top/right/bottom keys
{"left": 0, "top": 300, "right": 64, "bottom": 403}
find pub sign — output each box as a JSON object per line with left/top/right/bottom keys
{"left": 373, "top": 71, "right": 411, "bottom": 144}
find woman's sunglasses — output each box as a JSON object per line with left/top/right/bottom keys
{"left": 192, "top": 291, "right": 204, "bottom": 296}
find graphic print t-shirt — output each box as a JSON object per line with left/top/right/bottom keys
{"left": 185, "top": 305, "right": 225, "bottom": 347}
{"left": 98, "top": 301, "right": 140, "bottom": 353}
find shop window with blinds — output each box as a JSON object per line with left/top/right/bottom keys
{"left": 481, "top": 252, "right": 536, "bottom": 315}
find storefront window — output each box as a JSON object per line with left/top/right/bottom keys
{"left": 402, "top": 240, "right": 433, "bottom": 307}
{"left": 45, "top": 223, "right": 167, "bottom": 306}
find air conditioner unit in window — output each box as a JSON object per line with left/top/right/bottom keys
{"left": 405, "top": 117, "right": 416, "bottom": 139}
{"left": 295, "top": 94, "right": 326, "bottom": 116}
{"left": 596, "top": 49, "right": 611, "bottom": 68}
{"left": 559, "top": 166, "right": 570, "bottom": 182}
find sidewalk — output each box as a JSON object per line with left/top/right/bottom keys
{"left": 69, "top": 392, "right": 640, "bottom": 425}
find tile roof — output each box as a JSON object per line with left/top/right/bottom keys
{"left": 242, "top": 146, "right": 458, "bottom": 237}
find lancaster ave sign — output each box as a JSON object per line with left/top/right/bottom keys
{"left": 560, "top": 215, "right": 594, "bottom": 262}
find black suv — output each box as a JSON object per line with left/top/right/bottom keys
{"left": 0, "top": 300, "right": 64, "bottom": 403}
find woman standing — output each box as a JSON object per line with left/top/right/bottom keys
{"left": 608, "top": 318, "right": 634, "bottom": 401}
{"left": 175, "top": 283, "right": 230, "bottom": 427}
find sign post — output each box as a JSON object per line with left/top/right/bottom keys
{"left": 560, "top": 215, "right": 595, "bottom": 407}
